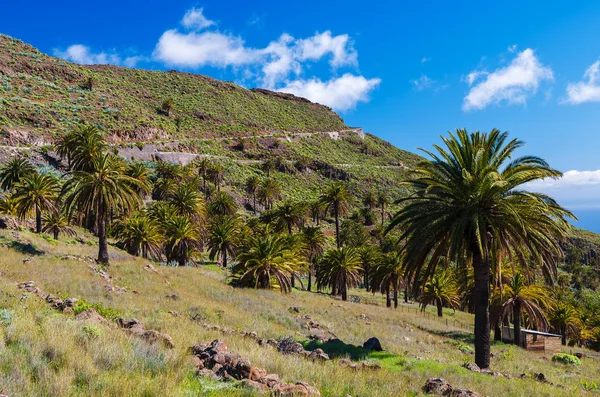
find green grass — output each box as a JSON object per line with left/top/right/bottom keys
{"left": 0, "top": 228, "right": 599, "bottom": 396}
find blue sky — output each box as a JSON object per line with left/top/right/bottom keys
{"left": 2, "top": 1, "right": 600, "bottom": 229}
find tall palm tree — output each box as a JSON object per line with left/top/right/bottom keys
{"left": 126, "top": 162, "right": 152, "bottom": 196}
{"left": 231, "top": 234, "right": 305, "bottom": 293}
{"left": 301, "top": 225, "right": 327, "bottom": 291}
{"left": 42, "top": 211, "right": 76, "bottom": 240}
{"left": 319, "top": 182, "right": 353, "bottom": 249}
{"left": 386, "top": 129, "right": 573, "bottom": 368}
{"left": 113, "top": 212, "right": 162, "bottom": 260}
{"left": 376, "top": 191, "right": 390, "bottom": 225}
{"left": 370, "top": 251, "right": 404, "bottom": 308}
{"left": 549, "top": 303, "right": 581, "bottom": 345}
{"left": 195, "top": 157, "right": 213, "bottom": 197}
{"left": 13, "top": 172, "right": 60, "bottom": 233}
{"left": 55, "top": 125, "right": 107, "bottom": 171}
{"left": 358, "top": 245, "right": 382, "bottom": 292}
{"left": 207, "top": 215, "right": 241, "bottom": 268}
{"left": 362, "top": 190, "right": 377, "bottom": 210}
{"left": 162, "top": 215, "right": 203, "bottom": 267}
{"left": 62, "top": 153, "right": 147, "bottom": 265}
{"left": 317, "top": 247, "right": 362, "bottom": 301}
{"left": 245, "top": 175, "right": 260, "bottom": 214}
{"left": 491, "top": 273, "right": 551, "bottom": 346}
{"left": 208, "top": 191, "right": 238, "bottom": 216}
{"left": 308, "top": 199, "right": 325, "bottom": 226}
{"left": 419, "top": 271, "right": 460, "bottom": 317}
{"left": 208, "top": 163, "right": 224, "bottom": 192}
{"left": 0, "top": 158, "right": 36, "bottom": 191}
{"left": 258, "top": 178, "right": 281, "bottom": 210}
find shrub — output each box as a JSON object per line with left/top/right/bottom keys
{"left": 73, "top": 300, "right": 121, "bottom": 321}
{"left": 81, "top": 324, "right": 103, "bottom": 339}
{"left": 552, "top": 353, "right": 581, "bottom": 365}
{"left": 581, "top": 381, "right": 598, "bottom": 391}
{"left": 458, "top": 344, "right": 474, "bottom": 354}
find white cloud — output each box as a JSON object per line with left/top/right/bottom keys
{"left": 54, "top": 44, "right": 121, "bottom": 65}
{"left": 564, "top": 60, "right": 600, "bottom": 104}
{"left": 528, "top": 170, "right": 600, "bottom": 189}
{"left": 463, "top": 48, "right": 553, "bottom": 111}
{"left": 278, "top": 74, "right": 381, "bottom": 111}
{"left": 153, "top": 30, "right": 259, "bottom": 68}
{"left": 421, "top": 57, "right": 430, "bottom": 63}
{"left": 295, "top": 31, "right": 357, "bottom": 67}
{"left": 181, "top": 8, "right": 215, "bottom": 30}
{"left": 411, "top": 74, "right": 435, "bottom": 91}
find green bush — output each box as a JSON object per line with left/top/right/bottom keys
{"left": 73, "top": 300, "right": 121, "bottom": 321}
{"left": 458, "top": 344, "right": 474, "bottom": 354}
{"left": 552, "top": 353, "right": 581, "bottom": 365}
{"left": 81, "top": 324, "right": 103, "bottom": 339}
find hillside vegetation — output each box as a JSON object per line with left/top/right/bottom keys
{"left": 0, "top": 228, "right": 598, "bottom": 397}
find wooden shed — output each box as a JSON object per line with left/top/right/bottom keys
{"left": 501, "top": 327, "right": 562, "bottom": 355}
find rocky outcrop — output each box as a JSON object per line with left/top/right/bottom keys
{"left": 423, "top": 378, "right": 481, "bottom": 397}
{"left": 191, "top": 339, "right": 321, "bottom": 396}
{"left": 117, "top": 317, "right": 175, "bottom": 349}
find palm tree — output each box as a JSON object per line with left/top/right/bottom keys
{"left": 208, "top": 163, "right": 224, "bottom": 192}
{"left": 62, "top": 153, "right": 147, "bottom": 265}
{"left": 208, "top": 191, "right": 238, "bottom": 216}
{"left": 301, "top": 226, "right": 327, "bottom": 291}
{"left": 207, "top": 215, "right": 241, "bottom": 268}
{"left": 55, "top": 125, "right": 107, "bottom": 171}
{"left": 0, "top": 158, "right": 35, "bottom": 191}
{"left": 195, "top": 157, "right": 213, "bottom": 197}
{"left": 258, "top": 178, "right": 281, "bottom": 211}
{"left": 13, "top": 172, "right": 60, "bottom": 233}
{"left": 317, "top": 247, "right": 362, "bottom": 301}
{"left": 0, "top": 194, "right": 18, "bottom": 215}
{"left": 113, "top": 213, "right": 162, "bottom": 260}
{"left": 231, "top": 234, "right": 304, "bottom": 293}
{"left": 162, "top": 215, "right": 203, "bottom": 266}
{"left": 319, "top": 182, "right": 353, "bottom": 249}
{"left": 386, "top": 129, "right": 573, "bottom": 368}
{"left": 362, "top": 190, "right": 377, "bottom": 210}
{"left": 419, "top": 271, "right": 460, "bottom": 317}
{"left": 126, "top": 162, "right": 152, "bottom": 196}
{"left": 376, "top": 191, "right": 390, "bottom": 225}
{"left": 270, "top": 200, "right": 306, "bottom": 234}
{"left": 491, "top": 273, "right": 551, "bottom": 346}
{"left": 371, "top": 251, "right": 404, "bottom": 308}
{"left": 245, "top": 175, "right": 260, "bottom": 214}
{"left": 42, "top": 211, "right": 76, "bottom": 240}
{"left": 167, "top": 183, "right": 207, "bottom": 221}
{"left": 549, "top": 303, "right": 581, "bottom": 345}
{"left": 261, "top": 158, "right": 276, "bottom": 177}
{"left": 308, "top": 199, "right": 325, "bottom": 225}
{"left": 358, "top": 245, "right": 382, "bottom": 292}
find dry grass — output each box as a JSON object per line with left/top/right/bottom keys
{"left": 0, "top": 229, "right": 598, "bottom": 396}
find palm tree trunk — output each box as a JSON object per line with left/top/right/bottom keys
{"left": 35, "top": 204, "right": 42, "bottom": 233}
{"left": 404, "top": 285, "right": 409, "bottom": 303}
{"left": 341, "top": 284, "right": 348, "bottom": 301}
{"left": 308, "top": 265, "right": 312, "bottom": 292}
{"left": 222, "top": 247, "right": 228, "bottom": 268}
{"left": 53, "top": 230, "right": 59, "bottom": 240}
{"left": 97, "top": 213, "right": 109, "bottom": 265}
{"left": 561, "top": 325, "right": 567, "bottom": 345}
{"left": 386, "top": 284, "right": 391, "bottom": 308}
{"left": 381, "top": 203, "right": 385, "bottom": 225}
{"left": 494, "top": 325, "right": 502, "bottom": 341}
{"left": 513, "top": 301, "right": 522, "bottom": 347}
{"left": 253, "top": 192, "right": 257, "bottom": 215}
{"left": 473, "top": 247, "right": 491, "bottom": 369}
{"left": 364, "top": 265, "right": 369, "bottom": 291}
{"left": 436, "top": 298, "right": 443, "bottom": 317}
{"left": 142, "top": 245, "right": 148, "bottom": 259}
{"left": 393, "top": 284, "right": 398, "bottom": 308}
{"left": 291, "top": 274, "right": 295, "bottom": 289}
{"left": 334, "top": 204, "right": 340, "bottom": 249}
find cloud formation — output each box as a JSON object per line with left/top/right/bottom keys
{"left": 463, "top": 49, "right": 553, "bottom": 111}
{"left": 278, "top": 74, "right": 381, "bottom": 111}
{"left": 564, "top": 60, "right": 600, "bottom": 104}
{"left": 55, "top": 8, "right": 379, "bottom": 112}
{"left": 181, "top": 8, "right": 215, "bottom": 30}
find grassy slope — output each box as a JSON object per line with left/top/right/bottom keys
{"left": 0, "top": 229, "right": 598, "bottom": 397}
{"left": 0, "top": 34, "right": 345, "bottom": 139}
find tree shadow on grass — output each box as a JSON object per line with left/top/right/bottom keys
{"left": 428, "top": 329, "right": 474, "bottom": 344}
{"left": 301, "top": 339, "right": 396, "bottom": 361}
{"left": 9, "top": 241, "right": 44, "bottom": 256}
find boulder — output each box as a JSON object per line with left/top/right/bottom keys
{"left": 363, "top": 337, "right": 383, "bottom": 351}
{"left": 462, "top": 362, "right": 480, "bottom": 372}
{"left": 422, "top": 378, "right": 481, "bottom": 397}
{"left": 75, "top": 308, "right": 109, "bottom": 325}
{"left": 308, "top": 348, "right": 329, "bottom": 361}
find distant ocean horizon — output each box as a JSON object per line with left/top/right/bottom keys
{"left": 570, "top": 209, "right": 600, "bottom": 233}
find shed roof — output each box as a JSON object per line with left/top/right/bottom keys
{"left": 520, "top": 329, "right": 561, "bottom": 337}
